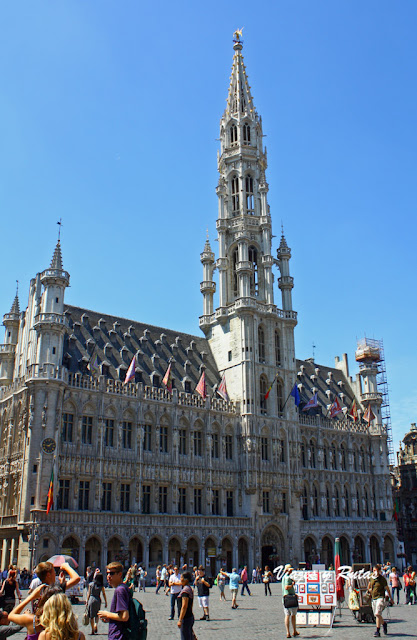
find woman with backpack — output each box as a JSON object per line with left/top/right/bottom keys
{"left": 177, "top": 572, "right": 194, "bottom": 640}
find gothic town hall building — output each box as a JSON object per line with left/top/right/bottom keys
{"left": 0, "top": 34, "right": 397, "bottom": 575}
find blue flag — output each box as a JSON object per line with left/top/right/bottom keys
{"left": 290, "top": 383, "right": 300, "bottom": 406}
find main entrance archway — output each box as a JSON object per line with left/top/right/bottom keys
{"left": 85, "top": 536, "right": 101, "bottom": 569}
{"left": 261, "top": 526, "right": 285, "bottom": 570}
{"left": 353, "top": 536, "right": 365, "bottom": 563}
{"left": 168, "top": 537, "right": 182, "bottom": 567}
{"left": 321, "top": 536, "right": 333, "bottom": 568}
{"left": 129, "top": 537, "right": 143, "bottom": 566}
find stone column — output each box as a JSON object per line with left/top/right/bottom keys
{"left": 10, "top": 538, "right": 17, "bottom": 566}
{"left": 232, "top": 540, "right": 238, "bottom": 570}
{"left": 143, "top": 539, "right": 149, "bottom": 569}
{"left": 1, "top": 539, "right": 8, "bottom": 570}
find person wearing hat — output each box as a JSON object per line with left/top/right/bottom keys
{"left": 282, "top": 564, "right": 299, "bottom": 639}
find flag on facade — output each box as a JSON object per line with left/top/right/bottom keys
{"left": 162, "top": 363, "right": 173, "bottom": 393}
{"left": 363, "top": 404, "right": 376, "bottom": 424}
{"left": 334, "top": 537, "right": 345, "bottom": 601}
{"left": 290, "top": 383, "right": 301, "bottom": 407}
{"left": 87, "top": 351, "right": 100, "bottom": 376}
{"left": 348, "top": 399, "right": 358, "bottom": 422}
{"left": 196, "top": 370, "right": 207, "bottom": 399}
{"left": 302, "top": 392, "right": 318, "bottom": 412}
{"left": 264, "top": 373, "right": 278, "bottom": 400}
{"left": 217, "top": 374, "right": 229, "bottom": 403}
{"left": 124, "top": 355, "right": 136, "bottom": 384}
{"left": 46, "top": 468, "right": 54, "bottom": 514}
{"left": 329, "top": 396, "right": 343, "bottom": 418}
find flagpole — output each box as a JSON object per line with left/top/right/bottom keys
{"left": 281, "top": 378, "right": 300, "bottom": 411}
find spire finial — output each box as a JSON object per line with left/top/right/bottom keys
{"left": 233, "top": 28, "right": 243, "bottom": 43}
{"left": 281, "top": 221, "right": 284, "bottom": 236}
{"left": 57, "top": 218, "right": 63, "bottom": 241}
{"left": 16, "top": 280, "right": 19, "bottom": 297}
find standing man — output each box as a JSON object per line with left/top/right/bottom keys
{"left": 240, "top": 566, "right": 251, "bottom": 596}
{"left": 220, "top": 568, "right": 240, "bottom": 609}
{"left": 367, "top": 564, "right": 393, "bottom": 637}
{"left": 168, "top": 566, "right": 182, "bottom": 620}
{"left": 195, "top": 566, "right": 211, "bottom": 621}
{"left": 98, "top": 562, "right": 130, "bottom": 640}
{"left": 282, "top": 564, "right": 299, "bottom": 639}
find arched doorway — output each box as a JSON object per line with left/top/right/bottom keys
{"left": 304, "top": 536, "right": 318, "bottom": 566}
{"left": 61, "top": 536, "right": 80, "bottom": 563}
{"left": 383, "top": 536, "right": 394, "bottom": 564}
{"left": 238, "top": 538, "right": 249, "bottom": 570}
{"left": 221, "top": 538, "right": 233, "bottom": 572}
{"left": 340, "top": 536, "right": 350, "bottom": 565}
{"left": 129, "top": 537, "right": 143, "bottom": 566}
{"left": 186, "top": 538, "right": 199, "bottom": 569}
{"left": 204, "top": 537, "right": 217, "bottom": 577}
{"left": 370, "top": 536, "right": 381, "bottom": 565}
{"left": 107, "top": 536, "right": 123, "bottom": 565}
{"left": 168, "top": 537, "right": 182, "bottom": 567}
{"left": 353, "top": 536, "right": 365, "bottom": 563}
{"left": 149, "top": 537, "right": 163, "bottom": 568}
{"left": 85, "top": 536, "right": 101, "bottom": 569}
{"left": 261, "top": 526, "right": 284, "bottom": 570}
{"left": 321, "top": 536, "right": 333, "bottom": 568}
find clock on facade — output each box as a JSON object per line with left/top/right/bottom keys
{"left": 41, "top": 438, "right": 56, "bottom": 454}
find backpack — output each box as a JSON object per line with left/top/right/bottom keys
{"left": 125, "top": 596, "right": 147, "bottom": 640}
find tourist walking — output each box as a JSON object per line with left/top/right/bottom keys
{"left": 155, "top": 566, "right": 161, "bottom": 593}
{"left": 195, "top": 566, "right": 210, "bottom": 621}
{"left": 177, "top": 571, "right": 194, "bottom": 640}
{"left": 123, "top": 568, "right": 135, "bottom": 595}
{"left": 366, "top": 563, "right": 393, "bottom": 637}
{"left": 168, "top": 566, "right": 182, "bottom": 620}
{"left": 240, "top": 566, "right": 251, "bottom": 596}
{"left": 282, "top": 564, "right": 299, "bottom": 639}
{"left": 217, "top": 571, "right": 226, "bottom": 601}
{"left": 156, "top": 565, "right": 166, "bottom": 594}
{"left": 38, "top": 593, "right": 85, "bottom": 640}
{"left": 389, "top": 567, "right": 401, "bottom": 605}
{"left": 97, "top": 562, "right": 130, "bottom": 640}
{"left": 404, "top": 566, "right": 416, "bottom": 605}
{"left": 263, "top": 566, "right": 273, "bottom": 596}
{"left": 0, "top": 572, "right": 21, "bottom": 614}
{"left": 87, "top": 572, "right": 107, "bottom": 635}
{"left": 220, "top": 568, "right": 240, "bottom": 609}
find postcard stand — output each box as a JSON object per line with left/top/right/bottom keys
{"left": 292, "top": 570, "right": 337, "bottom": 629}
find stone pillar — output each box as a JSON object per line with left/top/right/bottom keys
{"left": 10, "top": 538, "right": 17, "bottom": 566}
{"left": 232, "top": 540, "right": 238, "bottom": 570}
{"left": 1, "top": 539, "right": 8, "bottom": 570}
{"left": 78, "top": 540, "right": 86, "bottom": 576}
{"left": 102, "top": 540, "right": 108, "bottom": 567}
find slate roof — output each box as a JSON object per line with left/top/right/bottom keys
{"left": 295, "top": 357, "right": 358, "bottom": 415}
{"left": 63, "top": 305, "right": 220, "bottom": 392}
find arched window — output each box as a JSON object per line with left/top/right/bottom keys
{"left": 248, "top": 245, "right": 258, "bottom": 295}
{"left": 243, "top": 123, "right": 251, "bottom": 145}
{"left": 357, "top": 489, "right": 361, "bottom": 516}
{"left": 365, "top": 488, "right": 370, "bottom": 517}
{"left": 345, "top": 486, "right": 350, "bottom": 517}
{"left": 326, "top": 487, "right": 331, "bottom": 516}
{"left": 230, "top": 124, "right": 238, "bottom": 146}
{"left": 277, "top": 380, "right": 284, "bottom": 417}
{"left": 310, "top": 440, "right": 316, "bottom": 468}
{"left": 302, "top": 486, "right": 308, "bottom": 520}
{"left": 313, "top": 486, "right": 319, "bottom": 517}
{"left": 323, "top": 445, "right": 328, "bottom": 469}
{"left": 231, "top": 176, "right": 240, "bottom": 215}
{"left": 275, "top": 331, "right": 281, "bottom": 366}
{"left": 341, "top": 444, "right": 346, "bottom": 470}
{"left": 258, "top": 325, "right": 265, "bottom": 362}
{"left": 335, "top": 487, "right": 340, "bottom": 516}
{"left": 360, "top": 447, "right": 366, "bottom": 472}
{"left": 245, "top": 176, "right": 254, "bottom": 213}
{"left": 259, "top": 376, "right": 268, "bottom": 415}
{"left": 353, "top": 447, "right": 358, "bottom": 472}
{"left": 233, "top": 247, "right": 238, "bottom": 295}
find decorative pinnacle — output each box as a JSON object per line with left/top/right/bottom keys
{"left": 10, "top": 286, "right": 20, "bottom": 315}
{"left": 50, "top": 240, "right": 64, "bottom": 270}
{"left": 233, "top": 28, "right": 243, "bottom": 42}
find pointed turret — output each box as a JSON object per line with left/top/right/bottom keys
{"left": 8, "top": 294, "right": 20, "bottom": 318}
{"left": 50, "top": 240, "right": 63, "bottom": 271}
{"left": 224, "top": 30, "right": 256, "bottom": 119}
{"left": 277, "top": 229, "right": 294, "bottom": 311}
{"left": 0, "top": 289, "right": 21, "bottom": 385}
{"left": 200, "top": 234, "right": 216, "bottom": 327}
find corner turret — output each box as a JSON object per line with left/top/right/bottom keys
{"left": 277, "top": 229, "right": 294, "bottom": 312}
{"left": 0, "top": 289, "right": 21, "bottom": 385}
{"left": 200, "top": 235, "right": 216, "bottom": 329}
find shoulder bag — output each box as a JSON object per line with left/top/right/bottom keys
{"left": 283, "top": 594, "right": 299, "bottom": 609}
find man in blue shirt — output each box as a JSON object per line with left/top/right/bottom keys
{"left": 220, "top": 568, "right": 240, "bottom": 609}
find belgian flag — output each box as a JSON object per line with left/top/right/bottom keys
{"left": 46, "top": 468, "right": 54, "bottom": 514}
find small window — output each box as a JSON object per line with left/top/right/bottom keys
{"left": 142, "top": 485, "right": 151, "bottom": 514}
{"left": 245, "top": 176, "right": 254, "bottom": 213}
{"left": 43, "top": 538, "right": 49, "bottom": 548}
{"left": 52, "top": 347, "right": 56, "bottom": 354}
{"left": 193, "top": 431, "right": 202, "bottom": 457}
{"left": 262, "top": 491, "right": 270, "bottom": 514}
{"left": 143, "top": 423, "right": 152, "bottom": 451}
{"left": 212, "top": 489, "right": 220, "bottom": 515}
{"left": 159, "top": 486, "right": 168, "bottom": 513}
{"left": 226, "top": 490, "right": 234, "bottom": 516}
{"left": 231, "top": 176, "right": 240, "bottom": 214}
{"left": 30, "top": 496, "right": 35, "bottom": 506}
{"left": 259, "top": 375, "right": 268, "bottom": 414}
{"left": 275, "top": 331, "right": 281, "bottom": 366}
{"left": 179, "top": 429, "right": 187, "bottom": 455}
{"left": 160, "top": 426, "right": 168, "bottom": 453}
{"left": 212, "top": 433, "right": 219, "bottom": 458}
{"left": 55, "top": 297, "right": 59, "bottom": 303}
{"left": 184, "top": 380, "right": 192, "bottom": 393}
{"left": 248, "top": 246, "right": 258, "bottom": 295}
{"left": 225, "top": 434, "right": 233, "bottom": 460}
{"left": 178, "top": 487, "right": 187, "bottom": 514}
{"left": 194, "top": 488, "right": 202, "bottom": 514}
{"left": 33, "top": 464, "right": 38, "bottom": 473}
{"left": 261, "top": 436, "right": 268, "bottom": 461}
{"left": 230, "top": 124, "right": 238, "bottom": 146}
{"left": 228, "top": 350, "right": 232, "bottom": 362}
{"left": 243, "top": 123, "right": 251, "bottom": 144}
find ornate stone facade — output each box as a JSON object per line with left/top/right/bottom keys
{"left": 392, "top": 423, "right": 417, "bottom": 567}
{"left": 0, "top": 32, "right": 396, "bottom": 575}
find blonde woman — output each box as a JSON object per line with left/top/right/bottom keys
{"left": 38, "top": 593, "right": 85, "bottom": 640}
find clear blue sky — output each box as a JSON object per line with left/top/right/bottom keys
{"left": 1, "top": 1, "right": 416, "bottom": 452}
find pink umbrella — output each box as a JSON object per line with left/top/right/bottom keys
{"left": 47, "top": 554, "right": 78, "bottom": 569}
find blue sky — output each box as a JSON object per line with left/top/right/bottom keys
{"left": 1, "top": 1, "right": 416, "bottom": 452}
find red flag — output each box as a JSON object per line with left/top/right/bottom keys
{"left": 162, "top": 363, "right": 173, "bottom": 393}
{"left": 46, "top": 468, "right": 54, "bottom": 514}
{"left": 348, "top": 399, "right": 358, "bottom": 422}
{"left": 124, "top": 356, "right": 136, "bottom": 384}
{"left": 334, "top": 537, "right": 344, "bottom": 601}
{"left": 329, "top": 396, "right": 343, "bottom": 418}
{"left": 217, "top": 374, "right": 229, "bottom": 402}
{"left": 195, "top": 371, "right": 207, "bottom": 399}
{"left": 264, "top": 373, "right": 278, "bottom": 400}
{"left": 363, "top": 404, "right": 376, "bottom": 424}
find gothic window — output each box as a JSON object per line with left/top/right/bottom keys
{"left": 226, "top": 490, "right": 234, "bottom": 516}
{"left": 193, "top": 430, "right": 202, "bottom": 456}
{"left": 261, "top": 436, "right": 268, "bottom": 461}
{"left": 248, "top": 246, "right": 258, "bottom": 295}
{"left": 78, "top": 481, "right": 90, "bottom": 511}
{"left": 365, "top": 488, "right": 370, "bottom": 517}
{"left": 62, "top": 413, "right": 74, "bottom": 442}
{"left": 104, "top": 419, "right": 114, "bottom": 447}
{"left": 259, "top": 375, "right": 268, "bottom": 414}
{"left": 331, "top": 443, "right": 337, "bottom": 470}
{"left": 279, "top": 438, "right": 286, "bottom": 462}
{"left": 263, "top": 491, "right": 270, "bottom": 514}
{"left": 159, "top": 426, "right": 168, "bottom": 453}
{"left": 212, "top": 489, "right": 220, "bottom": 515}
{"left": 143, "top": 422, "right": 152, "bottom": 451}
{"left": 243, "top": 123, "right": 251, "bottom": 145}
{"left": 225, "top": 434, "right": 233, "bottom": 460}
{"left": 302, "top": 486, "right": 308, "bottom": 520}
{"left": 326, "top": 487, "right": 331, "bottom": 516}
{"left": 335, "top": 487, "right": 340, "bottom": 516}
{"left": 142, "top": 485, "right": 151, "bottom": 514}
{"left": 212, "top": 432, "right": 219, "bottom": 458}
{"left": 324, "top": 445, "right": 328, "bottom": 469}
{"left": 310, "top": 440, "right": 316, "bottom": 468}
{"left": 57, "top": 479, "right": 70, "bottom": 510}
{"left": 357, "top": 489, "right": 361, "bottom": 516}
{"left": 81, "top": 416, "right": 93, "bottom": 445}
{"left": 231, "top": 176, "right": 240, "bottom": 215}
{"left": 341, "top": 444, "right": 346, "bottom": 470}
{"left": 122, "top": 421, "right": 132, "bottom": 449}
{"left": 301, "top": 442, "right": 306, "bottom": 467}
{"left": 313, "top": 486, "right": 319, "bottom": 517}
{"left": 281, "top": 491, "right": 287, "bottom": 514}
{"left": 230, "top": 124, "right": 238, "bottom": 146}
{"left": 194, "top": 488, "right": 202, "bottom": 514}
{"left": 245, "top": 175, "right": 254, "bottom": 213}
{"left": 101, "top": 482, "right": 112, "bottom": 511}
{"left": 178, "top": 487, "right": 187, "bottom": 514}
{"left": 120, "top": 484, "right": 130, "bottom": 512}
{"left": 353, "top": 447, "right": 358, "bottom": 472}
{"left": 179, "top": 428, "right": 187, "bottom": 455}
{"left": 277, "top": 380, "right": 284, "bottom": 417}
{"left": 258, "top": 325, "right": 265, "bottom": 362}
{"left": 275, "top": 331, "right": 281, "bottom": 366}
{"left": 345, "top": 486, "right": 350, "bottom": 517}
{"left": 233, "top": 247, "right": 239, "bottom": 295}
{"left": 360, "top": 447, "right": 366, "bottom": 472}
{"left": 158, "top": 486, "right": 168, "bottom": 513}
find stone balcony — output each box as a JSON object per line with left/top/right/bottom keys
{"left": 0, "top": 344, "right": 15, "bottom": 355}
{"left": 361, "top": 392, "right": 383, "bottom": 404}
{"left": 33, "top": 313, "right": 69, "bottom": 331}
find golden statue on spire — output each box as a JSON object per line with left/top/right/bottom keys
{"left": 233, "top": 28, "right": 243, "bottom": 42}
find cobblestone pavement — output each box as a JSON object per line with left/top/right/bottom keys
{"left": 13, "top": 585, "right": 416, "bottom": 639}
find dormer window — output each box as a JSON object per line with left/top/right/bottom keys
{"left": 230, "top": 124, "right": 238, "bottom": 146}
{"left": 245, "top": 176, "right": 254, "bottom": 213}
{"left": 231, "top": 176, "right": 240, "bottom": 215}
{"left": 243, "top": 123, "right": 251, "bottom": 144}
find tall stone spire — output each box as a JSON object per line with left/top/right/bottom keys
{"left": 50, "top": 240, "right": 64, "bottom": 271}
{"left": 224, "top": 30, "right": 256, "bottom": 119}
